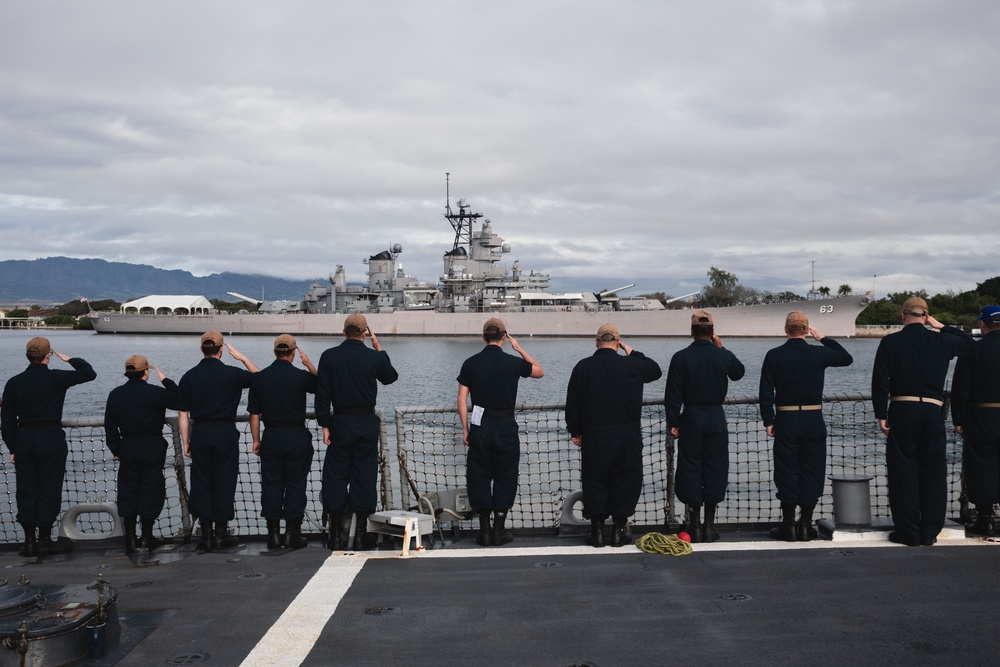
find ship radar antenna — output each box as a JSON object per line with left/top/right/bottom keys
{"left": 445, "top": 172, "right": 452, "bottom": 217}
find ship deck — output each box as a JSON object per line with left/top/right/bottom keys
{"left": 5, "top": 527, "right": 999, "bottom": 666}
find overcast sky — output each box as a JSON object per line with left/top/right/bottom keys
{"left": 1, "top": 1, "right": 998, "bottom": 300}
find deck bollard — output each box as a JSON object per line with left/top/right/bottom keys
{"left": 828, "top": 474, "right": 874, "bottom": 527}
{"left": 86, "top": 622, "right": 107, "bottom": 658}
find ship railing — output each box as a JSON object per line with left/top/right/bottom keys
{"left": 392, "top": 392, "right": 963, "bottom": 530}
{"left": 0, "top": 393, "right": 967, "bottom": 545}
{"left": 0, "top": 413, "right": 393, "bottom": 546}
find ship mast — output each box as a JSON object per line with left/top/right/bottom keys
{"left": 444, "top": 173, "right": 482, "bottom": 254}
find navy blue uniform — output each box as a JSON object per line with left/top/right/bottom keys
{"left": 178, "top": 358, "right": 253, "bottom": 522}
{"left": 872, "top": 323, "right": 974, "bottom": 543}
{"left": 665, "top": 340, "right": 745, "bottom": 506}
{"left": 951, "top": 329, "right": 1000, "bottom": 509}
{"left": 248, "top": 359, "right": 317, "bottom": 521}
{"left": 759, "top": 337, "right": 853, "bottom": 505}
{"left": 566, "top": 348, "right": 662, "bottom": 520}
{"left": 1, "top": 358, "right": 96, "bottom": 528}
{"left": 315, "top": 339, "right": 398, "bottom": 515}
{"left": 458, "top": 345, "right": 533, "bottom": 513}
{"left": 105, "top": 377, "right": 180, "bottom": 519}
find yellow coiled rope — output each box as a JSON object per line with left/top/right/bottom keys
{"left": 635, "top": 532, "right": 693, "bottom": 556}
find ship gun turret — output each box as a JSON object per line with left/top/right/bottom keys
{"left": 594, "top": 283, "right": 636, "bottom": 304}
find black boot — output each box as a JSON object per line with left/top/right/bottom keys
{"left": 214, "top": 522, "right": 239, "bottom": 550}
{"left": 797, "top": 505, "right": 817, "bottom": 541}
{"left": 123, "top": 515, "right": 137, "bottom": 553}
{"left": 266, "top": 520, "right": 283, "bottom": 550}
{"left": 285, "top": 519, "right": 309, "bottom": 550}
{"left": 492, "top": 511, "right": 514, "bottom": 546}
{"left": 19, "top": 524, "right": 38, "bottom": 559}
{"left": 475, "top": 512, "right": 492, "bottom": 547}
{"left": 610, "top": 517, "right": 632, "bottom": 548}
{"left": 686, "top": 506, "right": 703, "bottom": 543}
{"left": 352, "top": 513, "right": 373, "bottom": 551}
{"left": 969, "top": 506, "right": 995, "bottom": 536}
{"left": 136, "top": 516, "right": 163, "bottom": 551}
{"left": 138, "top": 516, "right": 163, "bottom": 551}
{"left": 327, "top": 512, "right": 345, "bottom": 550}
{"left": 587, "top": 518, "right": 606, "bottom": 548}
{"left": 770, "top": 503, "right": 798, "bottom": 542}
{"left": 703, "top": 504, "right": 719, "bottom": 543}
{"left": 196, "top": 520, "right": 214, "bottom": 552}
{"left": 39, "top": 525, "right": 71, "bottom": 556}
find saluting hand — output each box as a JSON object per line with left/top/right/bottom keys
{"left": 367, "top": 327, "right": 382, "bottom": 352}
{"left": 152, "top": 365, "right": 167, "bottom": 382}
{"left": 52, "top": 351, "right": 71, "bottom": 362}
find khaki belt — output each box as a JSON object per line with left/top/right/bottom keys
{"left": 891, "top": 395, "right": 944, "bottom": 407}
{"left": 775, "top": 405, "right": 823, "bottom": 411}
{"left": 972, "top": 402, "right": 1000, "bottom": 408}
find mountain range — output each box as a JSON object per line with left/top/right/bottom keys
{"left": 0, "top": 257, "right": 315, "bottom": 305}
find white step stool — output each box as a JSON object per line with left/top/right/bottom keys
{"left": 367, "top": 510, "right": 435, "bottom": 557}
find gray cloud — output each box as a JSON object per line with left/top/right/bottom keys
{"left": 1, "top": 1, "right": 999, "bottom": 302}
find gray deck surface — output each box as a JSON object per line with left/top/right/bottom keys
{"left": 3, "top": 530, "right": 999, "bottom": 667}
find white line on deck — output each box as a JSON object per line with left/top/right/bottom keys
{"left": 238, "top": 532, "right": 995, "bottom": 665}
{"left": 239, "top": 554, "right": 366, "bottom": 667}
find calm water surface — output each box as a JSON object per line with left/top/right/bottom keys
{"left": 0, "top": 330, "right": 884, "bottom": 420}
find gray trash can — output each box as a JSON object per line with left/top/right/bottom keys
{"left": 829, "top": 474, "right": 874, "bottom": 527}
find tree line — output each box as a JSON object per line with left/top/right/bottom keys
{"left": 642, "top": 269, "right": 1000, "bottom": 328}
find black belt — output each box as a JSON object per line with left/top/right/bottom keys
{"left": 265, "top": 420, "right": 306, "bottom": 428}
{"left": 483, "top": 409, "right": 515, "bottom": 417}
{"left": 18, "top": 420, "right": 62, "bottom": 429}
{"left": 334, "top": 407, "right": 374, "bottom": 415}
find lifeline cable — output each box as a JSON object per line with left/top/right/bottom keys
{"left": 635, "top": 532, "right": 693, "bottom": 556}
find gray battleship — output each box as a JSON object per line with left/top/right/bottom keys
{"left": 89, "top": 185, "right": 873, "bottom": 337}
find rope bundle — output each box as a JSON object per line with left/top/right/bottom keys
{"left": 635, "top": 532, "right": 693, "bottom": 556}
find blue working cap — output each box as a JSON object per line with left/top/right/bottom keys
{"left": 976, "top": 305, "right": 1000, "bottom": 324}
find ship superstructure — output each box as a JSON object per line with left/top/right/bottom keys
{"left": 255, "top": 176, "right": 627, "bottom": 317}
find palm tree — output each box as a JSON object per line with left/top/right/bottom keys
{"left": 818, "top": 286, "right": 831, "bottom": 297}
{"left": 838, "top": 284, "right": 852, "bottom": 296}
